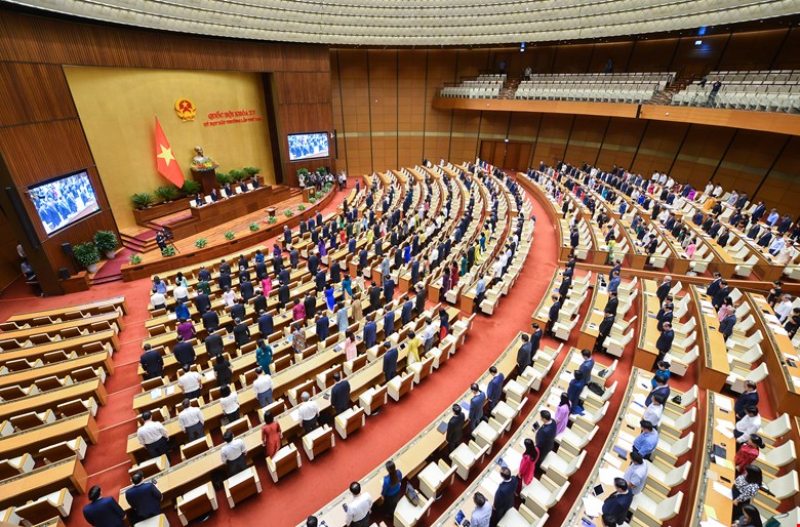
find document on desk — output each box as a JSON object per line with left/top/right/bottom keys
{"left": 598, "top": 466, "right": 623, "bottom": 485}
{"left": 715, "top": 396, "right": 732, "bottom": 412}
{"left": 701, "top": 520, "right": 727, "bottom": 527}
{"left": 290, "top": 410, "right": 300, "bottom": 423}
{"left": 150, "top": 388, "right": 163, "bottom": 400}
{"left": 712, "top": 481, "right": 733, "bottom": 499}
{"left": 582, "top": 495, "right": 603, "bottom": 517}
{"left": 717, "top": 425, "right": 733, "bottom": 439}
{"left": 715, "top": 457, "right": 734, "bottom": 471}
{"left": 168, "top": 313, "right": 177, "bottom": 320}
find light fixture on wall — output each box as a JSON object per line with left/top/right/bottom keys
{"left": 694, "top": 40, "right": 703, "bottom": 46}
{"left": 520, "top": 42, "right": 526, "bottom": 53}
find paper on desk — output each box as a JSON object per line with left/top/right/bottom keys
{"left": 700, "top": 521, "right": 727, "bottom": 527}
{"left": 603, "top": 452, "right": 622, "bottom": 469}
{"left": 203, "top": 371, "right": 215, "bottom": 382}
{"left": 599, "top": 467, "right": 623, "bottom": 486}
{"left": 715, "top": 457, "right": 734, "bottom": 470}
{"left": 165, "top": 385, "right": 176, "bottom": 395}
{"left": 715, "top": 397, "right": 732, "bottom": 412}
{"left": 150, "top": 388, "right": 163, "bottom": 399}
{"left": 792, "top": 377, "right": 800, "bottom": 389}
{"left": 290, "top": 410, "right": 300, "bottom": 422}
{"left": 717, "top": 426, "right": 733, "bottom": 439}
{"left": 703, "top": 505, "right": 717, "bottom": 520}
{"left": 582, "top": 495, "right": 603, "bottom": 517}
{"left": 712, "top": 481, "right": 733, "bottom": 499}
{"left": 168, "top": 313, "right": 177, "bottom": 320}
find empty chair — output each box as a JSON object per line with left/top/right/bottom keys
{"left": 520, "top": 474, "right": 570, "bottom": 517}
{"left": 176, "top": 482, "right": 218, "bottom": 526}
{"left": 498, "top": 504, "right": 548, "bottom": 527}
{"left": 13, "top": 488, "right": 73, "bottom": 525}
{"left": 603, "top": 327, "right": 634, "bottom": 357}
{"left": 417, "top": 459, "right": 456, "bottom": 499}
{"left": 655, "top": 431, "right": 694, "bottom": 465}
{"left": 472, "top": 417, "right": 504, "bottom": 449}
{"left": 358, "top": 384, "right": 388, "bottom": 415}
{"left": 541, "top": 448, "right": 586, "bottom": 485}
{"left": 727, "top": 362, "right": 769, "bottom": 394}
{"left": 757, "top": 470, "right": 799, "bottom": 510}
{"left": 334, "top": 407, "right": 366, "bottom": 439}
{"left": 449, "top": 440, "right": 490, "bottom": 480}
{"left": 266, "top": 444, "right": 302, "bottom": 483}
{"left": 223, "top": 466, "right": 262, "bottom": 508}
{"left": 393, "top": 493, "right": 433, "bottom": 527}
{"left": 663, "top": 345, "right": 698, "bottom": 377}
{"left": 646, "top": 459, "right": 691, "bottom": 495}
{"left": 631, "top": 490, "right": 683, "bottom": 524}
{"left": 387, "top": 371, "right": 415, "bottom": 401}
{"left": 302, "top": 424, "right": 335, "bottom": 460}
{"left": 760, "top": 414, "right": 792, "bottom": 446}
{"left": 757, "top": 440, "right": 796, "bottom": 475}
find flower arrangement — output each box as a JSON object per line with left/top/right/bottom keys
{"left": 249, "top": 222, "right": 260, "bottom": 232}
{"left": 195, "top": 238, "right": 208, "bottom": 248}
{"left": 224, "top": 231, "right": 235, "bottom": 241}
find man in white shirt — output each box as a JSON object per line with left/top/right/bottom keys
{"left": 150, "top": 289, "right": 166, "bottom": 310}
{"left": 298, "top": 391, "right": 319, "bottom": 433}
{"left": 220, "top": 430, "right": 247, "bottom": 476}
{"left": 219, "top": 385, "right": 240, "bottom": 423}
{"left": 713, "top": 184, "right": 723, "bottom": 198}
{"left": 173, "top": 282, "right": 188, "bottom": 304}
{"left": 735, "top": 406, "right": 762, "bottom": 443}
{"left": 623, "top": 451, "right": 648, "bottom": 495}
{"left": 222, "top": 287, "right": 236, "bottom": 308}
{"left": 775, "top": 295, "right": 794, "bottom": 323}
{"left": 704, "top": 182, "right": 714, "bottom": 196}
{"left": 769, "top": 235, "right": 786, "bottom": 256}
{"left": 421, "top": 317, "right": 438, "bottom": 352}
{"left": 253, "top": 367, "right": 273, "bottom": 408}
{"left": 136, "top": 411, "right": 169, "bottom": 458}
{"left": 642, "top": 394, "right": 664, "bottom": 427}
{"left": 177, "top": 398, "right": 204, "bottom": 441}
{"left": 178, "top": 366, "right": 202, "bottom": 399}
{"left": 344, "top": 482, "right": 372, "bottom": 527}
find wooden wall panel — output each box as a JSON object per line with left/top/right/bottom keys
{"left": 716, "top": 29, "right": 788, "bottom": 71}
{"left": 772, "top": 27, "right": 800, "bottom": 70}
{"left": 337, "top": 50, "right": 371, "bottom": 175}
{"left": 0, "top": 63, "right": 78, "bottom": 126}
{"left": 588, "top": 42, "right": 634, "bottom": 73}
{"left": 671, "top": 124, "right": 736, "bottom": 189}
{"left": 714, "top": 130, "right": 783, "bottom": 199}
{"left": 528, "top": 45, "right": 558, "bottom": 75}
{"left": 449, "top": 111, "right": 481, "bottom": 164}
{"left": 552, "top": 44, "right": 594, "bottom": 73}
{"left": 533, "top": 114, "right": 572, "bottom": 166}
{"left": 595, "top": 119, "right": 646, "bottom": 170}
{"left": 630, "top": 121, "right": 687, "bottom": 176}
{"left": 423, "top": 51, "right": 458, "bottom": 165}
{"left": 397, "top": 51, "right": 427, "bottom": 168}
{"left": 330, "top": 53, "right": 347, "bottom": 172}
{"left": 564, "top": 116, "right": 606, "bottom": 167}
{"left": 759, "top": 137, "right": 800, "bottom": 216}
{"left": 670, "top": 35, "right": 728, "bottom": 77}
{"left": 626, "top": 39, "right": 679, "bottom": 72}
{"left": 456, "top": 50, "right": 491, "bottom": 81}
{"left": 368, "top": 50, "right": 398, "bottom": 171}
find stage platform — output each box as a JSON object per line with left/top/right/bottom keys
{"left": 121, "top": 187, "right": 334, "bottom": 281}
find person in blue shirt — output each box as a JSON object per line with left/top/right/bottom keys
{"left": 468, "top": 383, "right": 486, "bottom": 431}
{"left": 607, "top": 271, "right": 621, "bottom": 295}
{"left": 153, "top": 276, "right": 167, "bottom": 295}
{"left": 632, "top": 420, "right": 659, "bottom": 460}
{"left": 651, "top": 361, "right": 671, "bottom": 389}
{"left": 83, "top": 485, "right": 125, "bottom": 527}
{"left": 381, "top": 460, "right": 403, "bottom": 517}
{"left": 601, "top": 478, "right": 634, "bottom": 526}
{"left": 485, "top": 366, "right": 504, "bottom": 410}
{"left": 645, "top": 376, "right": 670, "bottom": 406}
{"left": 174, "top": 300, "right": 190, "bottom": 321}
{"left": 342, "top": 274, "right": 353, "bottom": 298}
{"left": 125, "top": 471, "right": 162, "bottom": 524}
{"left": 578, "top": 348, "right": 594, "bottom": 382}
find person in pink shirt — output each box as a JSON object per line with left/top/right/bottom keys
{"left": 261, "top": 277, "right": 273, "bottom": 297}
{"left": 685, "top": 239, "right": 697, "bottom": 259}
{"left": 292, "top": 299, "right": 305, "bottom": 321}
{"left": 343, "top": 331, "right": 358, "bottom": 361}
{"left": 718, "top": 297, "right": 735, "bottom": 322}
{"left": 517, "top": 438, "right": 539, "bottom": 489}
{"left": 554, "top": 392, "right": 571, "bottom": 436}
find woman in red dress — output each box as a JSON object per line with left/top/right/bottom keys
{"left": 734, "top": 434, "right": 763, "bottom": 474}
{"left": 518, "top": 438, "right": 539, "bottom": 489}
{"left": 261, "top": 412, "right": 283, "bottom": 458}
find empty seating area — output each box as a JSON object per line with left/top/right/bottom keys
{"left": 515, "top": 72, "right": 674, "bottom": 103}
{"left": 672, "top": 69, "right": 800, "bottom": 112}
{"left": 440, "top": 75, "right": 505, "bottom": 99}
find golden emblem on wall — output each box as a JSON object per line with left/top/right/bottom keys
{"left": 174, "top": 98, "right": 197, "bottom": 121}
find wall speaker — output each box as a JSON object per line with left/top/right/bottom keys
{"left": 61, "top": 243, "right": 73, "bottom": 257}
{"left": 58, "top": 267, "right": 71, "bottom": 280}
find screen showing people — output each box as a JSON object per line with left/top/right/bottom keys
{"left": 288, "top": 132, "right": 330, "bottom": 161}
{"left": 29, "top": 170, "right": 99, "bottom": 235}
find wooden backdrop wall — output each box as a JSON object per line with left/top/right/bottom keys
{"left": 0, "top": 9, "right": 332, "bottom": 295}
{"left": 331, "top": 26, "right": 800, "bottom": 217}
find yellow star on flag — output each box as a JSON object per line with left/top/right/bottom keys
{"left": 157, "top": 144, "right": 175, "bottom": 166}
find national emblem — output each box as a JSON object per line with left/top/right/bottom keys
{"left": 174, "top": 98, "right": 197, "bottom": 121}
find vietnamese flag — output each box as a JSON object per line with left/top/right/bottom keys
{"left": 154, "top": 117, "right": 184, "bottom": 187}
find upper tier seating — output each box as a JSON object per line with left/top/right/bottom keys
{"left": 672, "top": 69, "right": 800, "bottom": 113}
{"left": 440, "top": 75, "right": 506, "bottom": 99}
{"left": 515, "top": 72, "right": 674, "bottom": 103}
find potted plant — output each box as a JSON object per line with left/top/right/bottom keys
{"left": 229, "top": 169, "right": 246, "bottom": 182}
{"left": 93, "top": 230, "right": 119, "bottom": 259}
{"left": 129, "top": 254, "right": 142, "bottom": 265}
{"left": 309, "top": 196, "right": 317, "bottom": 204}
{"left": 161, "top": 246, "right": 176, "bottom": 257}
{"left": 73, "top": 242, "right": 100, "bottom": 273}
{"left": 216, "top": 171, "right": 231, "bottom": 185}
{"left": 267, "top": 216, "right": 277, "bottom": 225}
{"left": 181, "top": 180, "right": 201, "bottom": 196}
{"left": 249, "top": 222, "right": 260, "bottom": 232}
{"left": 243, "top": 167, "right": 260, "bottom": 178}
{"left": 195, "top": 238, "right": 208, "bottom": 249}
{"left": 131, "top": 192, "right": 153, "bottom": 209}
{"left": 297, "top": 204, "right": 306, "bottom": 212}
{"left": 155, "top": 185, "right": 180, "bottom": 203}
{"left": 284, "top": 209, "right": 294, "bottom": 218}
{"left": 224, "top": 231, "right": 235, "bottom": 241}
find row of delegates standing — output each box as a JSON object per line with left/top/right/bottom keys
{"left": 83, "top": 470, "right": 163, "bottom": 526}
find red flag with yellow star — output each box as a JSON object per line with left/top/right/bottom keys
{"left": 154, "top": 117, "right": 184, "bottom": 187}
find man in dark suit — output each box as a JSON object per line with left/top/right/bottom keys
{"left": 232, "top": 318, "right": 251, "bottom": 349}
{"left": 490, "top": 467, "right": 518, "bottom": 527}
{"left": 558, "top": 275, "right": 572, "bottom": 301}
{"left": 706, "top": 272, "right": 722, "bottom": 299}
{"left": 468, "top": 383, "right": 486, "bottom": 431}
{"left": 316, "top": 313, "right": 330, "bottom": 342}
{"left": 230, "top": 298, "right": 246, "bottom": 321}
{"left": 401, "top": 299, "right": 414, "bottom": 325}
{"left": 218, "top": 272, "right": 232, "bottom": 290}
{"left": 383, "top": 276, "right": 395, "bottom": 303}
{"left": 712, "top": 281, "right": 731, "bottom": 310}
{"left": 655, "top": 322, "right": 674, "bottom": 363}
{"left": 604, "top": 291, "right": 618, "bottom": 315}
{"left": 172, "top": 336, "right": 195, "bottom": 368}
{"left": 363, "top": 319, "right": 378, "bottom": 349}
{"left": 535, "top": 410, "right": 557, "bottom": 470}
{"left": 204, "top": 332, "right": 223, "bottom": 357}
{"left": 308, "top": 252, "right": 319, "bottom": 276}
{"left": 140, "top": 344, "right": 163, "bottom": 379}
{"left": 486, "top": 366, "right": 504, "bottom": 411}
{"left": 303, "top": 293, "right": 316, "bottom": 319}
{"left": 368, "top": 282, "right": 382, "bottom": 313}
{"left": 546, "top": 294, "right": 562, "bottom": 336}
{"left": 382, "top": 343, "right": 398, "bottom": 381}
{"left": 414, "top": 285, "right": 427, "bottom": 314}
{"left": 656, "top": 276, "right": 672, "bottom": 305}
{"left": 595, "top": 312, "right": 616, "bottom": 352}
{"left": 383, "top": 309, "right": 395, "bottom": 337}
{"left": 645, "top": 376, "right": 671, "bottom": 406}
{"left": 446, "top": 404, "right": 465, "bottom": 452}
{"left": 278, "top": 284, "right": 290, "bottom": 308}
{"left": 330, "top": 260, "right": 341, "bottom": 283}
{"left": 656, "top": 304, "right": 673, "bottom": 332}
{"left": 601, "top": 478, "right": 634, "bottom": 526}
{"left": 516, "top": 333, "right": 532, "bottom": 374}
{"left": 734, "top": 380, "right": 759, "bottom": 419}
{"left": 315, "top": 269, "right": 327, "bottom": 292}
{"left": 83, "top": 485, "right": 125, "bottom": 527}
{"left": 253, "top": 290, "right": 267, "bottom": 314}
{"left": 330, "top": 373, "right": 351, "bottom": 415}
{"left": 530, "top": 322, "right": 543, "bottom": 354}
{"left": 257, "top": 310, "right": 273, "bottom": 337}
{"left": 125, "top": 471, "right": 162, "bottom": 524}
{"left": 578, "top": 348, "right": 594, "bottom": 381}
{"left": 193, "top": 291, "right": 211, "bottom": 314}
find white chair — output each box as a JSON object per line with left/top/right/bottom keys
{"left": 757, "top": 440, "right": 796, "bottom": 475}
{"left": 393, "top": 494, "right": 433, "bottom": 527}
{"left": 473, "top": 418, "right": 504, "bottom": 449}
{"left": 541, "top": 449, "right": 586, "bottom": 485}
{"left": 603, "top": 327, "right": 634, "bottom": 357}
{"left": 498, "top": 505, "right": 548, "bottom": 527}
{"left": 655, "top": 431, "right": 694, "bottom": 465}
{"left": 417, "top": 460, "right": 456, "bottom": 499}
{"left": 520, "top": 474, "right": 570, "bottom": 517}
{"left": 760, "top": 414, "right": 792, "bottom": 446}
{"left": 646, "top": 459, "right": 691, "bottom": 495}
{"left": 631, "top": 490, "right": 683, "bottom": 524}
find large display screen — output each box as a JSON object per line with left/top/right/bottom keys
{"left": 29, "top": 170, "right": 99, "bottom": 235}
{"left": 288, "top": 132, "right": 330, "bottom": 161}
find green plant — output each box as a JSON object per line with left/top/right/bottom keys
{"left": 309, "top": 197, "right": 317, "bottom": 204}
{"left": 181, "top": 180, "right": 201, "bottom": 195}
{"left": 216, "top": 171, "right": 232, "bottom": 185}
{"left": 224, "top": 231, "right": 235, "bottom": 241}
{"left": 195, "top": 238, "right": 208, "bottom": 248}
{"left": 243, "top": 167, "right": 260, "bottom": 177}
{"left": 131, "top": 192, "right": 154, "bottom": 209}
{"left": 161, "top": 246, "right": 176, "bottom": 257}
{"left": 93, "top": 230, "right": 118, "bottom": 254}
{"left": 284, "top": 209, "right": 294, "bottom": 218}
{"left": 155, "top": 185, "right": 180, "bottom": 202}
{"left": 73, "top": 242, "right": 100, "bottom": 269}
{"left": 229, "top": 169, "right": 246, "bottom": 182}
{"left": 267, "top": 216, "right": 277, "bottom": 225}
{"left": 249, "top": 222, "right": 260, "bottom": 232}
{"left": 297, "top": 204, "right": 306, "bottom": 212}
{"left": 316, "top": 167, "right": 326, "bottom": 175}
{"left": 129, "top": 254, "right": 142, "bottom": 265}
{"left": 296, "top": 168, "right": 310, "bottom": 177}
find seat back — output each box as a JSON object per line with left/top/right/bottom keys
{"left": 181, "top": 434, "right": 213, "bottom": 461}
{"left": 267, "top": 444, "right": 301, "bottom": 482}
{"left": 768, "top": 470, "right": 799, "bottom": 500}
{"left": 654, "top": 491, "right": 683, "bottom": 520}
{"left": 177, "top": 482, "right": 217, "bottom": 525}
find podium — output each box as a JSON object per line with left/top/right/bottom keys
{"left": 191, "top": 168, "right": 217, "bottom": 194}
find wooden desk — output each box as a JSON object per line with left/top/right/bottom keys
{"left": 0, "top": 455, "right": 87, "bottom": 509}
{"left": 0, "top": 329, "right": 118, "bottom": 365}
{"left": 5, "top": 296, "right": 127, "bottom": 323}
{"left": 0, "top": 351, "right": 112, "bottom": 390}
{"left": 683, "top": 221, "right": 737, "bottom": 278}
{"left": 690, "top": 285, "right": 730, "bottom": 392}
{"left": 0, "top": 379, "right": 106, "bottom": 421}
{"left": 748, "top": 293, "right": 800, "bottom": 416}
{"left": 634, "top": 279, "right": 661, "bottom": 371}
{"left": 689, "top": 392, "right": 736, "bottom": 527}
{"left": 577, "top": 280, "right": 605, "bottom": 350}
{"left": 0, "top": 312, "right": 121, "bottom": 345}
{"left": 0, "top": 412, "right": 98, "bottom": 459}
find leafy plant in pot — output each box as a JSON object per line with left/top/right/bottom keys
{"left": 249, "top": 222, "right": 260, "bottom": 232}
{"left": 131, "top": 192, "right": 154, "bottom": 210}
{"left": 155, "top": 185, "right": 180, "bottom": 203}
{"left": 93, "top": 230, "right": 119, "bottom": 259}
{"left": 229, "top": 169, "right": 246, "bottom": 182}
{"left": 216, "top": 171, "right": 232, "bottom": 185}
{"left": 129, "top": 254, "right": 142, "bottom": 265}
{"left": 73, "top": 242, "right": 100, "bottom": 273}
{"left": 195, "top": 238, "right": 208, "bottom": 249}
{"left": 224, "top": 231, "right": 235, "bottom": 241}
{"left": 181, "top": 180, "right": 201, "bottom": 196}
{"left": 161, "top": 246, "right": 176, "bottom": 257}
